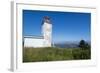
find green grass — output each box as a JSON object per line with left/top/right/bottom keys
{"left": 23, "top": 47, "right": 91, "bottom": 62}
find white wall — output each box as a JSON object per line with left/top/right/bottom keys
{"left": 24, "top": 38, "right": 45, "bottom": 48}
{"left": 0, "top": 0, "right": 100, "bottom": 73}
{"left": 42, "top": 22, "right": 52, "bottom": 47}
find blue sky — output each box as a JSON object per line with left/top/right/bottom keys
{"left": 23, "top": 10, "right": 91, "bottom": 43}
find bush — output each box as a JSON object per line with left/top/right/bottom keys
{"left": 72, "top": 48, "right": 91, "bottom": 59}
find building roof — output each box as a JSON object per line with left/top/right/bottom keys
{"left": 24, "top": 35, "right": 44, "bottom": 39}
{"left": 44, "top": 16, "right": 50, "bottom": 20}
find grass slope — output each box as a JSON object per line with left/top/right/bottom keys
{"left": 23, "top": 47, "right": 91, "bottom": 62}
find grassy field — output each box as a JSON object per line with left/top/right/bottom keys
{"left": 23, "top": 47, "right": 91, "bottom": 62}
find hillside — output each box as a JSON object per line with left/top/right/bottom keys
{"left": 23, "top": 47, "right": 91, "bottom": 62}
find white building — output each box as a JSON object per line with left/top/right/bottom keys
{"left": 24, "top": 36, "right": 44, "bottom": 48}
{"left": 24, "top": 16, "right": 52, "bottom": 48}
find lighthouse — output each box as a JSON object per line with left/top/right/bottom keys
{"left": 42, "top": 16, "right": 52, "bottom": 47}
{"left": 24, "top": 16, "right": 52, "bottom": 48}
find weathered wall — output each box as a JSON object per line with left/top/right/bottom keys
{"left": 24, "top": 38, "right": 45, "bottom": 48}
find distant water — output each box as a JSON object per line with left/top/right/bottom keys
{"left": 52, "top": 41, "right": 91, "bottom": 49}
{"left": 53, "top": 43, "right": 78, "bottom": 48}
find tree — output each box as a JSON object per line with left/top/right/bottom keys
{"left": 78, "top": 40, "right": 85, "bottom": 49}
{"left": 84, "top": 43, "right": 90, "bottom": 49}
{"left": 78, "top": 40, "right": 90, "bottom": 49}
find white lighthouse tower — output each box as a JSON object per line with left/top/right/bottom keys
{"left": 42, "top": 16, "right": 52, "bottom": 47}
